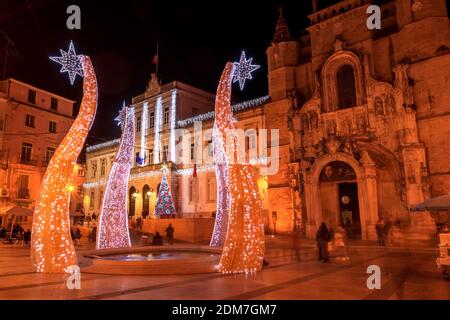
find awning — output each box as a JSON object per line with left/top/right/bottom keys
{"left": 0, "top": 205, "right": 33, "bottom": 216}
{"left": 410, "top": 194, "right": 450, "bottom": 212}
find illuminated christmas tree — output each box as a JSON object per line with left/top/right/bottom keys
{"left": 154, "top": 171, "right": 176, "bottom": 217}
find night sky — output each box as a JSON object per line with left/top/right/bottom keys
{"left": 1, "top": 0, "right": 449, "bottom": 145}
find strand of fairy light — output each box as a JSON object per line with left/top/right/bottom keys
{"left": 214, "top": 62, "right": 265, "bottom": 274}
{"left": 209, "top": 123, "right": 230, "bottom": 247}
{"left": 140, "top": 102, "right": 148, "bottom": 165}
{"left": 170, "top": 90, "right": 177, "bottom": 163}
{"left": 154, "top": 97, "right": 163, "bottom": 164}
{"left": 96, "top": 106, "right": 135, "bottom": 249}
{"left": 31, "top": 56, "right": 98, "bottom": 273}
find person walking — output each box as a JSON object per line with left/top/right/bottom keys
{"left": 316, "top": 222, "right": 331, "bottom": 263}
{"left": 384, "top": 217, "right": 392, "bottom": 246}
{"left": 165, "top": 223, "right": 175, "bottom": 245}
{"left": 376, "top": 218, "right": 385, "bottom": 246}
{"left": 23, "top": 229, "right": 31, "bottom": 247}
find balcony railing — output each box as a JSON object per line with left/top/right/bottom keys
{"left": 18, "top": 157, "right": 38, "bottom": 166}
{"left": 17, "top": 188, "right": 30, "bottom": 199}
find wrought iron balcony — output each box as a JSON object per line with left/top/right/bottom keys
{"left": 17, "top": 188, "right": 30, "bottom": 199}
{"left": 18, "top": 157, "right": 37, "bottom": 166}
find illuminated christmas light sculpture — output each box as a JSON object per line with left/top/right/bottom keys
{"left": 49, "top": 41, "right": 84, "bottom": 85}
{"left": 215, "top": 62, "right": 265, "bottom": 273}
{"left": 31, "top": 54, "right": 98, "bottom": 273}
{"left": 154, "top": 169, "right": 177, "bottom": 218}
{"left": 232, "top": 51, "right": 260, "bottom": 91}
{"left": 209, "top": 124, "right": 230, "bottom": 247}
{"left": 96, "top": 105, "right": 135, "bottom": 250}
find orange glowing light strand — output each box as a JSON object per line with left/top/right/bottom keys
{"left": 31, "top": 56, "right": 98, "bottom": 273}
{"left": 215, "top": 63, "right": 265, "bottom": 274}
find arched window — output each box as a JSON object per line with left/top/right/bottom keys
{"left": 142, "top": 185, "right": 150, "bottom": 216}
{"left": 337, "top": 65, "right": 357, "bottom": 109}
{"left": 129, "top": 186, "right": 136, "bottom": 217}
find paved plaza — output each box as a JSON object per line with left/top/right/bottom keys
{"left": 0, "top": 236, "right": 448, "bottom": 300}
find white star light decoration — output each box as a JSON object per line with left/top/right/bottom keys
{"left": 115, "top": 102, "right": 127, "bottom": 128}
{"left": 232, "top": 51, "right": 260, "bottom": 91}
{"left": 49, "top": 41, "right": 84, "bottom": 85}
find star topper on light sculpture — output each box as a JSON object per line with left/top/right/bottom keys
{"left": 49, "top": 40, "right": 84, "bottom": 85}
{"left": 115, "top": 102, "right": 127, "bottom": 129}
{"left": 232, "top": 50, "right": 260, "bottom": 91}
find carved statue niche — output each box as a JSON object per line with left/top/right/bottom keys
{"left": 287, "top": 105, "right": 302, "bottom": 161}
{"left": 313, "top": 71, "right": 321, "bottom": 99}
{"left": 308, "top": 111, "right": 318, "bottom": 129}
{"left": 356, "top": 114, "right": 367, "bottom": 133}
{"left": 301, "top": 113, "right": 310, "bottom": 133}
{"left": 393, "top": 64, "right": 414, "bottom": 109}
{"left": 385, "top": 94, "right": 396, "bottom": 115}
{"left": 374, "top": 97, "right": 384, "bottom": 116}
{"left": 326, "top": 119, "right": 337, "bottom": 136}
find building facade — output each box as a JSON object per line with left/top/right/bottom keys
{"left": 85, "top": 0, "right": 450, "bottom": 244}
{"left": 265, "top": 0, "right": 450, "bottom": 243}
{"left": 0, "top": 78, "right": 79, "bottom": 226}
{"left": 84, "top": 76, "right": 270, "bottom": 227}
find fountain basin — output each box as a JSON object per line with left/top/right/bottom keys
{"left": 80, "top": 245, "right": 222, "bottom": 275}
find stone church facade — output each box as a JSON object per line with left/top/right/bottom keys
{"left": 265, "top": 0, "right": 450, "bottom": 244}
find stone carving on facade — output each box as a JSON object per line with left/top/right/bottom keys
{"left": 308, "top": 111, "right": 319, "bottom": 129}
{"left": 287, "top": 90, "right": 303, "bottom": 161}
{"left": 145, "top": 73, "right": 161, "bottom": 98}
{"left": 313, "top": 135, "right": 360, "bottom": 161}
{"left": 326, "top": 119, "right": 337, "bottom": 135}
{"left": 356, "top": 114, "right": 367, "bottom": 133}
{"left": 393, "top": 64, "right": 415, "bottom": 109}
{"left": 385, "top": 94, "right": 395, "bottom": 114}
{"left": 374, "top": 96, "right": 384, "bottom": 116}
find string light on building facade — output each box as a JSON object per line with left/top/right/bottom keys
{"left": 214, "top": 63, "right": 265, "bottom": 273}
{"left": 154, "top": 96, "right": 163, "bottom": 164}
{"left": 97, "top": 105, "right": 135, "bottom": 250}
{"left": 177, "top": 96, "right": 269, "bottom": 128}
{"left": 232, "top": 51, "right": 260, "bottom": 91}
{"left": 170, "top": 90, "right": 178, "bottom": 163}
{"left": 31, "top": 54, "right": 98, "bottom": 273}
{"left": 49, "top": 41, "right": 84, "bottom": 85}
{"left": 139, "top": 102, "right": 148, "bottom": 166}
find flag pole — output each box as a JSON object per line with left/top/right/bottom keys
{"left": 156, "top": 41, "right": 159, "bottom": 78}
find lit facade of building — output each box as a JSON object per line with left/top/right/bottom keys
{"left": 0, "top": 78, "right": 82, "bottom": 227}
{"left": 265, "top": 0, "right": 450, "bottom": 244}
{"left": 84, "top": 77, "right": 270, "bottom": 230}
{"left": 85, "top": 0, "right": 450, "bottom": 245}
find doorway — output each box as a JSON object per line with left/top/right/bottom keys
{"left": 338, "top": 182, "right": 361, "bottom": 239}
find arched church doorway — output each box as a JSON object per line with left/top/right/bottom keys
{"left": 319, "top": 161, "right": 361, "bottom": 239}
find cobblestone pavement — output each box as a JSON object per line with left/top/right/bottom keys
{"left": 0, "top": 236, "right": 448, "bottom": 300}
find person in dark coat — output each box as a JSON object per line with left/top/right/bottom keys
{"left": 165, "top": 224, "right": 174, "bottom": 245}
{"left": 375, "top": 218, "right": 385, "bottom": 246}
{"left": 23, "top": 229, "right": 31, "bottom": 246}
{"left": 316, "top": 222, "right": 331, "bottom": 263}
{"left": 152, "top": 232, "right": 163, "bottom": 245}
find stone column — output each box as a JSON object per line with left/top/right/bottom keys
{"left": 360, "top": 151, "right": 378, "bottom": 240}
